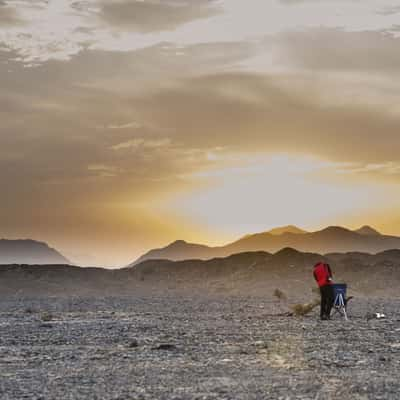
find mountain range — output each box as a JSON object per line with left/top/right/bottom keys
{"left": 1, "top": 224, "right": 399, "bottom": 269}
{"left": 129, "top": 225, "right": 400, "bottom": 266}
{"left": 0, "top": 239, "right": 70, "bottom": 265}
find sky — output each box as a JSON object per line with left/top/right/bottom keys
{"left": 1, "top": 0, "right": 400, "bottom": 267}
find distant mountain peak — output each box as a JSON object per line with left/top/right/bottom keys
{"left": 268, "top": 225, "right": 307, "bottom": 235}
{"left": 354, "top": 226, "right": 381, "bottom": 236}
{"left": 0, "top": 239, "right": 70, "bottom": 265}
{"left": 169, "top": 240, "right": 188, "bottom": 246}
{"left": 318, "top": 226, "right": 352, "bottom": 234}
{"left": 166, "top": 240, "right": 208, "bottom": 250}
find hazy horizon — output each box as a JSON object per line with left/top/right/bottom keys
{"left": 0, "top": 222, "right": 394, "bottom": 268}
{"left": 1, "top": 0, "right": 400, "bottom": 266}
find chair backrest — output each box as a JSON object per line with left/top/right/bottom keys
{"left": 332, "top": 283, "right": 347, "bottom": 299}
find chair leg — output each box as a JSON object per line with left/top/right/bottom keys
{"left": 334, "top": 294, "right": 348, "bottom": 320}
{"left": 343, "top": 304, "right": 348, "bottom": 321}
{"left": 340, "top": 295, "right": 348, "bottom": 320}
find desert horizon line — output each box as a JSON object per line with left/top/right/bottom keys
{"left": 1, "top": 222, "right": 398, "bottom": 268}
{"left": 0, "top": 222, "right": 386, "bottom": 250}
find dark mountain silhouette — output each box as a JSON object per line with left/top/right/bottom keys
{"left": 129, "top": 225, "right": 400, "bottom": 266}
{"left": 1, "top": 248, "right": 400, "bottom": 298}
{"left": 132, "top": 240, "right": 214, "bottom": 266}
{"left": 0, "top": 239, "right": 70, "bottom": 265}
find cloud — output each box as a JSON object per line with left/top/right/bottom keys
{"left": 279, "top": 0, "right": 360, "bottom": 5}
{"left": 0, "top": 44, "right": 232, "bottom": 214}
{"left": 377, "top": 5, "right": 400, "bottom": 16}
{"left": 0, "top": 1, "right": 21, "bottom": 26}
{"left": 99, "top": 0, "right": 222, "bottom": 32}
{"left": 1, "top": 26, "right": 400, "bottom": 197}
{"left": 87, "top": 164, "right": 122, "bottom": 177}
{"left": 273, "top": 28, "right": 400, "bottom": 72}
{"left": 102, "top": 121, "right": 142, "bottom": 129}
{"left": 126, "top": 71, "right": 400, "bottom": 166}
{"left": 0, "top": 1, "right": 22, "bottom": 29}
{"left": 0, "top": 0, "right": 95, "bottom": 63}
{"left": 1, "top": 34, "right": 400, "bottom": 204}
{"left": 337, "top": 162, "right": 400, "bottom": 182}
{"left": 0, "top": 0, "right": 397, "bottom": 65}
{"left": 111, "top": 138, "right": 171, "bottom": 151}
{"left": 279, "top": 0, "right": 322, "bottom": 4}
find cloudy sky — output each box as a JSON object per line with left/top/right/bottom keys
{"left": 1, "top": 0, "right": 400, "bottom": 266}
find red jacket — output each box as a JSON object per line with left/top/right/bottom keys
{"left": 313, "top": 262, "right": 333, "bottom": 287}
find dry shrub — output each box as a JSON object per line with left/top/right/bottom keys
{"left": 291, "top": 299, "right": 320, "bottom": 317}
{"left": 273, "top": 289, "right": 287, "bottom": 301}
{"left": 41, "top": 312, "right": 54, "bottom": 322}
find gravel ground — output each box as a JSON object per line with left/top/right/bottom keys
{"left": 0, "top": 296, "right": 399, "bottom": 400}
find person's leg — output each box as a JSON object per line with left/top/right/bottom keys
{"left": 325, "top": 285, "right": 334, "bottom": 319}
{"left": 320, "top": 286, "right": 327, "bottom": 319}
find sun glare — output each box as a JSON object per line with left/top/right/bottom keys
{"left": 166, "top": 155, "right": 393, "bottom": 239}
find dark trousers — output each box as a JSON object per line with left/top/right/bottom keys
{"left": 320, "top": 285, "right": 334, "bottom": 319}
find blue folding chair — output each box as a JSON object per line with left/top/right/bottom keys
{"left": 332, "top": 283, "right": 348, "bottom": 320}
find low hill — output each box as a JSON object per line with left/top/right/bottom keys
{"left": 0, "top": 239, "right": 70, "bottom": 265}
{"left": 129, "top": 225, "right": 400, "bottom": 265}
{"left": 2, "top": 248, "right": 400, "bottom": 298}
{"left": 126, "top": 247, "right": 400, "bottom": 298}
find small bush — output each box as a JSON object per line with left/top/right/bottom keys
{"left": 273, "top": 289, "right": 287, "bottom": 301}
{"left": 41, "top": 312, "right": 54, "bottom": 322}
{"left": 291, "top": 300, "right": 320, "bottom": 317}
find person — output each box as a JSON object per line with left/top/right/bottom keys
{"left": 313, "top": 262, "right": 334, "bottom": 320}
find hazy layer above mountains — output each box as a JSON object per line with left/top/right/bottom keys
{"left": 130, "top": 225, "right": 398, "bottom": 266}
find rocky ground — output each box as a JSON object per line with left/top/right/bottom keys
{"left": 0, "top": 296, "right": 399, "bottom": 400}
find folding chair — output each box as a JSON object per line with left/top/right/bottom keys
{"left": 332, "top": 283, "right": 348, "bottom": 320}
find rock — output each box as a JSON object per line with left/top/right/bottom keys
{"left": 128, "top": 339, "right": 139, "bottom": 348}
{"left": 253, "top": 341, "right": 268, "bottom": 349}
{"left": 152, "top": 344, "right": 178, "bottom": 351}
